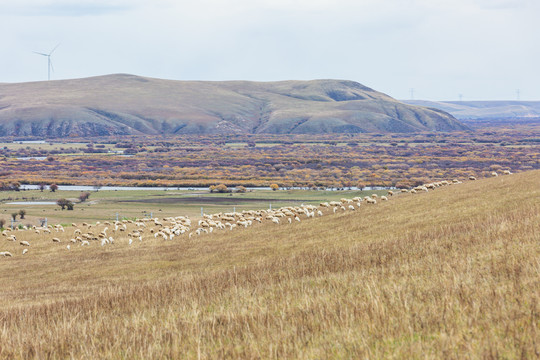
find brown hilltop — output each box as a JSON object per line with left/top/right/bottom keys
{"left": 0, "top": 74, "right": 468, "bottom": 137}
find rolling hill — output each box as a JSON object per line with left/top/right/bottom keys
{"left": 0, "top": 74, "right": 467, "bottom": 136}
{"left": 404, "top": 99, "right": 540, "bottom": 120}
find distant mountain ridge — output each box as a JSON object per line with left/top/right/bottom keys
{"left": 403, "top": 100, "right": 540, "bottom": 120}
{"left": 0, "top": 74, "right": 467, "bottom": 137}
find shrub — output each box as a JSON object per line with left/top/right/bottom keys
{"left": 79, "top": 192, "right": 91, "bottom": 202}
{"left": 215, "top": 184, "right": 230, "bottom": 193}
{"left": 57, "top": 199, "right": 69, "bottom": 210}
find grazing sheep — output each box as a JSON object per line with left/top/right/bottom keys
{"left": 19, "top": 241, "right": 30, "bottom": 247}
{"left": 0, "top": 251, "right": 13, "bottom": 257}
{"left": 81, "top": 240, "right": 90, "bottom": 246}
{"left": 128, "top": 238, "right": 133, "bottom": 245}
{"left": 22, "top": 249, "right": 28, "bottom": 255}
{"left": 66, "top": 245, "right": 71, "bottom": 251}
{"left": 317, "top": 210, "right": 323, "bottom": 216}
{"left": 371, "top": 194, "right": 378, "bottom": 199}
{"left": 387, "top": 190, "right": 394, "bottom": 196}
{"left": 469, "top": 176, "right": 477, "bottom": 181}
{"left": 52, "top": 237, "right": 61, "bottom": 243}
{"left": 503, "top": 170, "right": 512, "bottom": 175}
{"left": 380, "top": 196, "right": 388, "bottom": 201}
{"left": 491, "top": 172, "right": 498, "bottom": 177}
{"left": 348, "top": 205, "right": 355, "bottom": 211}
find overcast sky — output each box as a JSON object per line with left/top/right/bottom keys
{"left": 1, "top": 0, "right": 539, "bottom": 100}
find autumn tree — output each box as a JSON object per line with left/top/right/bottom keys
{"left": 11, "top": 213, "right": 17, "bottom": 221}
{"left": 356, "top": 181, "right": 366, "bottom": 190}
{"left": 270, "top": 184, "right": 279, "bottom": 191}
{"left": 215, "top": 184, "right": 230, "bottom": 193}
{"left": 235, "top": 186, "right": 247, "bottom": 193}
{"left": 79, "top": 192, "right": 91, "bottom": 202}
{"left": 18, "top": 209, "right": 26, "bottom": 219}
{"left": 57, "top": 198, "right": 69, "bottom": 210}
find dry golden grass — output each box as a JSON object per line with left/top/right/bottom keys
{"left": 0, "top": 171, "right": 539, "bottom": 359}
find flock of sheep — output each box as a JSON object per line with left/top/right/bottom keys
{"left": 0, "top": 171, "right": 513, "bottom": 258}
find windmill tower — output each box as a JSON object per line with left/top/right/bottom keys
{"left": 34, "top": 44, "right": 60, "bottom": 81}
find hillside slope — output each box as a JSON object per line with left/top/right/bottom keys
{"left": 0, "top": 170, "right": 538, "bottom": 358}
{"left": 404, "top": 99, "right": 540, "bottom": 120}
{"left": 0, "top": 74, "right": 467, "bottom": 136}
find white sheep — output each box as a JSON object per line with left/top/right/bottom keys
{"left": 19, "top": 241, "right": 30, "bottom": 246}
{"left": 22, "top": 249, "right": 28, "bottom": 255}
{"left": 0, "top": 251, "right": 13, "bottom": 257}
{"left": 52, "top": 237, "right": 60, "bottom": 243}
{"left": 380, "top": 196, "right": 388, "bottom": 201}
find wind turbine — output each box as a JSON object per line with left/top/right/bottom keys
{"left": 33, "top": 44, "right": 60, "bottom": 81}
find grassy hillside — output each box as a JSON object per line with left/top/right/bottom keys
{"left": 0, "top": 74, "right": 467, "bottom": 136}
{"left": 0, "top": 170, "right": 538, "bottom": 358}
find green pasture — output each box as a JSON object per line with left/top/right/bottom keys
{"left": 0, "top": 188, "right": 391, "bottom": 226}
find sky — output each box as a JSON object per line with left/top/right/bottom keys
{"left": 1, "top": 0, "right": 539, "bottom": 100}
